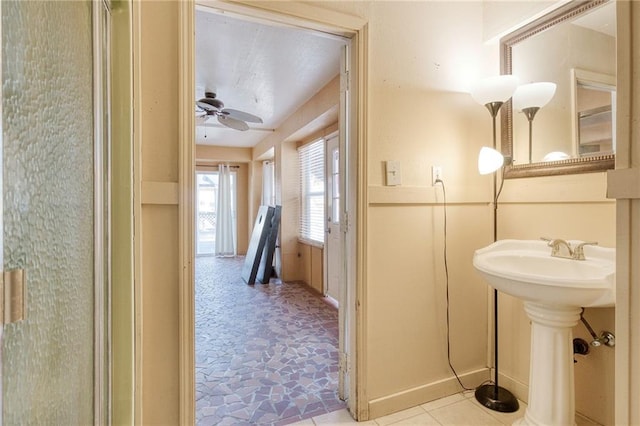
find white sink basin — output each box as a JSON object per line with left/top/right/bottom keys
{"left": 473, "top": 239, "right": 615, "bottom": 308}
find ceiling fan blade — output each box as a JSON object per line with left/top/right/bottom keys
{"left": 217, "top": 115, "right": 249, "bottom": 131}
{"left": 221, "top": 108, "right": 263, "bottom": 123}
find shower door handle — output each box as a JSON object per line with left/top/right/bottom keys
{"left": 1, "top": 269, "right": 26, "bottom": 325}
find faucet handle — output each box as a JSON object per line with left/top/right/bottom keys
{"left": 540, "top": 237, "right": 557, "bottom": 254}
{"left": 573, "top": 241, "right": 598, "bottom": 260}
{"left": 540, "top": 238, "right": 574, "bottom": 258}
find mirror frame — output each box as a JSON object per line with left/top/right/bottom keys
{"left": 500, "top": 0, "right": 615, "bottom": 179}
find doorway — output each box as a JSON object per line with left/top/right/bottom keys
{"left": 192, "top": 3, "right": 352, "bottom": 425}
{"left": 183, "top": 2, "right": 363, "bottom": 423}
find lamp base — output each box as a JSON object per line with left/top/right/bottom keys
{"left": 475, "top": 384, "right": 519, "bottom": 413}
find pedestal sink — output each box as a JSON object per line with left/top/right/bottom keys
{"left": 473, "top": 239, "right": 615, "bottom": 426}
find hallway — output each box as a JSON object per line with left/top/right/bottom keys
{"left": 195, "top": 256, "right": 346, "bottom": 425}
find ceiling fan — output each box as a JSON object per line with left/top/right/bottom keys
{"left": 195, "top": 91, "right": 263, "bottom": 131}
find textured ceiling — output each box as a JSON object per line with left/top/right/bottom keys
{"left": 195, "top": 7, "right": 344, "bottom": 147}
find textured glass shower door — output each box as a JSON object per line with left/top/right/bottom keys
{"left": 2, "top": 1, "right": 96, "bottom": 423}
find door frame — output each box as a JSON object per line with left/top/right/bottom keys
{"left": 177, "top": 1, "right": 369, "bottom": 423}
{"left": 93, "top": 1, "right": 112, "bottom": 424}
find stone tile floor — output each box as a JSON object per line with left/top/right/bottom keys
{"left": 196, "top": 256, "right": 346, "bottom": 425}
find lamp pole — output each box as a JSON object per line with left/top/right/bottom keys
{"left": 474, "top": 103, "right": 519, "bottom": 413}
{"left": 522, "top": 106, "right": 540, "bottom": 163}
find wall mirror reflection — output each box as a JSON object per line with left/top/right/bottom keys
{"left": 501, "top": 0, "right": 616, "bottom": 178}
{"left": 573, "top": 69, "right": 616, "bottom": 158}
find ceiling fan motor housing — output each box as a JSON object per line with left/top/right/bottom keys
{"left": 197, "top": 92, "right": 224, "bottom": 111}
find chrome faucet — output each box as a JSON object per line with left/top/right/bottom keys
{"left": 572, "top": 241, "right": 598, "bottom": 260}
{"left": 540, "top": 238, "right": 598, "bottom": 260}
{"left": 542, "top": 238, "right": 574, "bottom": 259}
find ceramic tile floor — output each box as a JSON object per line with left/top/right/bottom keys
{"left": 196, "top": 256, "right": 346, "bottom": 425}
{"left": 291, "top": 392, "right": 601, "bottom": 425}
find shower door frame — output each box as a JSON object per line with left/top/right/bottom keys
{"left": 0, "top": 1, "right": 112, "bottom": 424}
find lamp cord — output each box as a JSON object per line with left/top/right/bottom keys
{"left": 435, "top": 179, "right": 474, "bottom": 392}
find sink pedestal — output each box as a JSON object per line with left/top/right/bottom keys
{"left": 515, "top": 303, "right": 582, "bottom": 426}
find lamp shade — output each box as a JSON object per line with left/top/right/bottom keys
{"left": 478, "top": 147, "right": 505, "bottom": 175}
{"left": 470, "top": 75, "right": 520, "bottom": 106}
{"left": 542, "top": 151, "right": 570, "bottom": 162}
{"left": 512, "top": 82, "right": 557, "bottom": 111}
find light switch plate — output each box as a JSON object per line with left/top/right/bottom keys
{"left": 385, "top": 160, "right": 401, "bottom": 186}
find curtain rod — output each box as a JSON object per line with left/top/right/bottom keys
{"left": 196, "top": 164, "right": 241, "bottom": 169}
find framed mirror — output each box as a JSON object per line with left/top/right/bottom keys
{"left": 500, "top": 0, "right": 616, "bottom": 178}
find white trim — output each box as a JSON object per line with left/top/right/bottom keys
{"left": 353, "top": 25, "right": 369, "bottom": 420}
{"left": 297, "top": 237, "right": 324, "bottom": 250}
{"left": 93, "top": 1, "right": 112, "bottom": 424}
{"left": 483, "top": 0, "right": 573, "bottom": 44}
{"left": 368, "top": 368, "right": 490, "bottom": 419}
{"left": 130, "top": 1, "right": 143, "bottom": 423}
{"left": 178, "top": 1, "right": 196, "bottom": 425}
{"left": 612, "top": 1, "right": 638, "bottom": 423}
{"left": 195, "top": 0, "right": 365, "bottom": 39}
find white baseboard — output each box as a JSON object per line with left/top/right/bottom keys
{"left": 367, "top": 368, "right": 490, "bottom": 420}
{"left": 496, "top": 372, "right": 529, "bottom": 404}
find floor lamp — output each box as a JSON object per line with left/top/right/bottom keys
{"left": 512, "top": 82, "right": 557, "bottom": 163}
{"left": 471, "top": 75, "right": 519, "bottom": 413}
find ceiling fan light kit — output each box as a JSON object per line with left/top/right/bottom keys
{"left": 195, "top": 91, "right": 263, "bottom": 131}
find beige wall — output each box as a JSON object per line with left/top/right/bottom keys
{"left": 298, "top": 242, "right": 324, "bottom": 293}
{"left": 196, "top": 144, "right": 252, "bottom": 163}
{"left": 252, "top": 76, "right": 340, "bottom": 282}
{"left": 309, "top": 1, "right": 496, "bottom": 417}
{"left": 279, "top": 140, "right": 301, "bottom": 281}
{"left": 482, "top": 1, "right": 558, "bottom": 42}
{"left": 196, "top": 145, "right": 251, "bottom": 254}
{"left": 136, "top": 1, "right": 181, "bottom": 423}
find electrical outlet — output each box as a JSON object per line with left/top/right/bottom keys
{"left": 432, "top": 166, "right": 443, "bottom": 186}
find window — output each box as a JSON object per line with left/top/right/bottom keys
{"left": 330, "top": 142, "right": 340, "bottom": 225}
{"left": 298, "top": 139, "right": 325, "bottom": 244}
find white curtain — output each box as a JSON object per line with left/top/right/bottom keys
{"left": 261, "top": 160, "right": 275, "bottom": 206}
{"left": 215, "top": 164, "right": 236, "bottom": 256}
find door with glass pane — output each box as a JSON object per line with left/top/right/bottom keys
{"left": 325, "top": 136, "right": 341, "bottom": 302}
{"left": 196, "top": 171, "right": 237, "bottom": 256}
{"left": 1, "top": 1, "right": 100, "bottom": 423}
